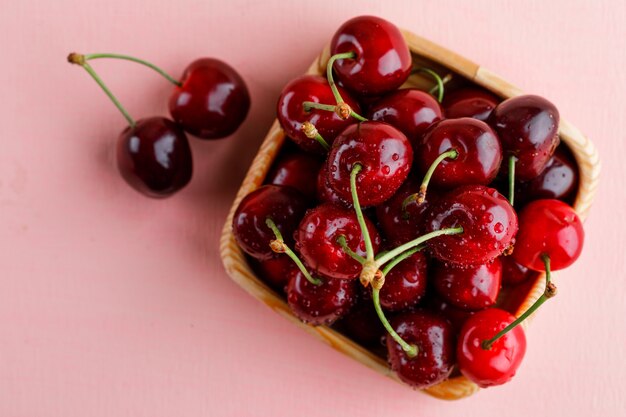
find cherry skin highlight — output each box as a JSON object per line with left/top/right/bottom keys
{"left": 267, "top": 152, "right": 323, "bottom": 200}
{"left": 442, "top": 88, "right": 500, "bottom": 121}
{"left": 433, "top": 258, "right": 502, "bottom": 310}
{"left": 379, "top": 251, "right": 428, "bottom": 311}
{"left": 169, "top": 58, "right": 250, "bottom": 139}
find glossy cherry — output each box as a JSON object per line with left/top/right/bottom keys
{"left": 387, "top": 311, "right": 456, "bottom": 389}
{"left": 287, "top": 270, "right": 356, "bottom": 325}
{"left": 295, "top": 203, "right": 381, "bottom": 279}
{"left": 232, "top": 185, "right": 308, "bottom": 261}
{"left": 326, "top": 121, "right": 413, "bottom": 207}
{"left": 316, "top": 164, "right": 350, "bottom": 207}
{"left": 433, "top": 258, "right": 502, "bottom": 310}
{"left": 277, "top": 75, "right": 361, "bottom": 153}
{"left": 251, "top": 254, "right": 296, "bottom": 292}
{"left": 513, "top": 199, "right": 584, "bottom": 271}
{"left": 426, "top": 295, "right": 475, "bottom": 332}
{"left": 330, "top": 16, "right": 412, "bottom": 96}
{"left": 334, "top": 302, "right": 386, "bottom": 347}
{"left": 489, "top": 95, "right": 560, "bottom": 180}
{"left": 169, "top": 58, "right": 250, "bottom": 139}
{"left": 367, "top": 89, "right": 443, "bottom": 148}
{"left": 501, "top": 256, "right": 539, "bottom": 286}
{"left": 457, "top": 308, "right": 527, "bottom": 387}
{"left": 266, "top": 151, "right": 323, "bottom": 200}
{"left": 423, "top": 185, "right": 518, "bottom": 266}
{"left": 379, "top": 251, "right": 428, "bottom": 311}
{"left": 442, "top": 88, "right": 500, "bottom": 121}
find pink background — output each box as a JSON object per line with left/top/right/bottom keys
{"left": 1, "top": 0, "right": 625, "bottom": 415}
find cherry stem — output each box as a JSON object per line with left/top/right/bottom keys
{"left": 429, "top": 73, "right": 453, "bottom": 95}
{"left": 68, "top": 53, "right": 136, "bottom": 128}
{"left": 508, "top": 155, "right": 517, "bottom": 206}
{"left": 381, "top": 246, "right": 422, "bottom": 276}
{"left": 336, "top": 235, "right": 366, "bottom": 264}
{"left": 350, "top": 164, "right": 375, "bottom": 262}
{"left": 410, "top": 148, "right": 459, "bottom": 205}
{"left": 265, "top": 217, "right": 322, "bottom": 286}
{"left": 482, "top": 254, "right": 556, "bottom": 350}
{"left": 300, "top": 121, "right": 330, "bottom": 151}
{"left": 303, "top": 102, "right": 336, "bottom": 112}
{"left": 372, "top": 287, "right": 418, "bottom": 358}
{"left": 83, "top": 53, "right": 182, "bottom": 87}
{"left": 413, "top": 68, "right": 445, "bottom": 102}
{"left": 324, "top": 52, "right": 368, "bottom": 122}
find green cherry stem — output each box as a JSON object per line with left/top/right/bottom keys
{"left": 482, "top": 254, "right": 556, "bottom": 350}
{"left": 413, "top": 68, "right": 445, "bottom": 103}
{"left": 300, "top": 121, "right": 330, "bottom": 151}
{"left": 508, "top": 155, "right": 517, "bottom": 206}
{"left": 336, "top": 235, "right": 366, "bottom": 264}
{"left": 376, "top": 227, "right": 464, "bottom": 267}
{"left": 372, "top": 287, "right": 418, "bottom": 358}
{"left": 83, "top": 53, "right": 182, "bottom": 87}
{"left": 405, "top": 148, "right": 459, "bottom": 206}
{"left": 67, "top": 53, "right": 136, "bottom": 128}
{"left": 350, "top": 164, "right": 375, "bottom": 261}
{"left": 265, "top": 217, "right": 322, "bottom": 286}
{"left": 429, "top": 73, "right": 453, "bottom": 96}
{"left": 381, "top": 246, "right": 423, "bottom": 276}
{"left": 326, "top": 51, "right": 356, "bottom": 103}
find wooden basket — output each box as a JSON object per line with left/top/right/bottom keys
{"left": 219, "top": 30, "right": 601, "bottom": 400}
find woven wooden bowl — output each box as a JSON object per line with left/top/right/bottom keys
{"left": 220, "top": 29, "right": 601, "bottom": 400}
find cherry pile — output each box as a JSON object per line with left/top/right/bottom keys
{"left": 68, "top": 53, "right": 250, "bottom": 197}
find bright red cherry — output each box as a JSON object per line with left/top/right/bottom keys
{"left": 367, "top": 89, "right": 443, "bottom": 148}
{"left": 250, "top": 254, "right": 296, "bottom": 292}
{"left": 442, "top": 88, "right": 500, "bottom": 121}
{"left": 316, "top": 164, "right": 350, "bottom": 207}
{"left": 287, "top": 270, "right": 356, "bottom": 325}
{"left": 457, "top": 308, "right": 527, "bottom": 387}
{"left": 326, "top": 121, "right": 413, "bottom": 207}
{"left": 423, "top": 185, "right": 518, "bottom": 266}
{"left": 169, "top": 58, "right": 250, "bottom": 139}
{"left": 489, "top": 95, "right": 560, "bottom": 180}
{"left": 232, "top": 185, "right": 308, "bottom": 261}
{"left": 277, "top": 75, "right": 361, "bottom": 153}
{"left": 387, "top": 311, "right": 456, "bottom": 389}
{"left": 330, "top": 16, "right": 412, "bottom": 96}
{"left": 266, "top": 151, "right": 323, "bottom": 200}
{"left": 117, "top": 117, "right": 193, "bottom": 197}
{"left": 501, "top": 256, "right": 539, "bottom": 286}
{"left": 432, "top": 258, "right": 502, "bottom": 310}
{"left": 296, "top": 203, "right": 381, "bottom": 279}
{"left": 513, "top": 199, "right": 584, "bottom": 271}
{"left": 379, "top": 251, "right": 428, "bottom": 311}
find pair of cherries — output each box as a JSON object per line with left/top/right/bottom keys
{"left": 68, "top": 52, "right": 250, "bottom": 197}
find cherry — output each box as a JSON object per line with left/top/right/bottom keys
{"left": 266, "top": 151, "right": 323, "bottom": 200}
{"left": 367, "top": 89, "right": 443, "bottom": 148}
{"left": 457, "top": 308, "right": 526, "bottom": 387}
{"left": 117, "top": 117, "right": 193, "bottom": 197}
{"left": 330, "top": 16, "right": 412, "bottom": 96}
{"left": 169, "top": 58, "right": 250, "bottom": 139}
{"left": 513, "top": 199, "right": 584, "bottom": 271}
{"left": 277, "top": 75, "right": 361, "bottom": 153}
{"left": 432, "top": 258, "right": 502, "bottom": 310}
{"left": 316, "top": 164, "right": 350, "bottom": 207}
{"left": 326, "top": 121, "right": 413, "bottom": 207}
{"left": 250, "top": 254, "right": 296, "bottom": 293}
{"left": 489, "top": 95, "right": 560, "bottom": 181}
{"left": 295, "top": 203, "right": 381, "bottom": 279}
{"left": 287, "top": 270, "right": 356, "bottom": 325}
{"left": 423, "top": 185, "right": 518, "bottom": 266}
{"left": 425, "top": 295, "right": 475, "bottom": 332}
{"left": 386, "top": 310, "right": 456, "bottom": 389}
{"left": 442, "top": 88, "right": 499, "bottom": 121}
{"left": 232, "top": 185, "right": 308, "bottom": 261}
{"left": 334, "top": 302, "right": 386, "bottom": 348}
{"left": 379, "top": 251, "right": 428, "bottom": 311}
{"left": 501, "top": 256, "right": 539, "bottom": 286}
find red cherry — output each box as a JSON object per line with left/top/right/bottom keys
{"left": 513, "top": 199, "right": 584, "bottom": 271}
{"left": 442, "top": 88, "right": 500, "bottom": 121}
{"left": 316, "top": 163, "right": 350, "bottom": 207}
{"left": 287, "top": 270, "right": 356, "bottom": 325}
{"left": 330, "top": 16, "right": 412, "bottom": 96}
{"left": 423, "top": 185, "right": 518, "bottom": 266}
{"left": 169, "top": 58, "right": 250, "bottom": 139}
{"left": 266, "top": 151, "right": 323, "bottom": 200}
{"left": 501, "top": 256, "right": 539, "bottom": 286}
{"left": 296, "top": 203, "right": 381, "bottom": 279}
{"left": 334, "top": 303, "right": 386, "bottom": 348}
{"left": 117, "top": 117, "right": 193, "bottom": 197}
{"left": 379, "top": 251, "right": 428, "bottom": 311}
{"left": 425, "top": 295, "right": 475, "bottom": 332}
{"left": 326, "top": 121, "right": 413, "bottom": 207}
{"left": 277, "top": 75, "right": 361, "bottom": 153}
{"left": 457, "top": 308, "right": 526, "bottom": 387}
{"left": 250, "top": 254, "right": 296, "bottom": 293}
{"left": 232, "top": 185, "right": 308, "bottom": 261}
{"left": 367, "top": 89, "right": 443, "bottom": 148}
{"left": 387, "top": 311, "right": 456, "bottom": 388}
{"left": 432, "top": 258, "right": 502, "bottom": 310}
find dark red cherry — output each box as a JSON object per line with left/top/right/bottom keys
{"left": 423, "top": 185, "right": 518, "bottom": 266}
{"left": 330, "top": 16, "right": 412, "bottom": 96}
{"left": 417, "top": 118, "right": 502, "bottom": 189}
{"left": 117, "top": 117, "right": 192, "bottom": 197}
{"left": 287, "top": 270, "right": 356, "bottom": 325}
{"left": 250, "top": 254, "right": 296, "bottom": 292}
{"left": 232, "top": 185, "right": 308, "bottom": 261}
{"left": 379, "top": 251, "right": 428, "bottom": 311}
{"left": 489, "top": 95, "right": 560, "bottom": 180}
{"left": 457, "top": 308, "right": 526, "bottom": 387}
{"left": 326, "top": 121, "right": 413, "bottom": 207}
{"left": 442, "top": 88, "right": 499, "bottom": 121}
{"left": 316, "top": 164, "right": 350, "bottom": 207}
{"left": 277, "top": 75, "right": 361, "bottom": 153}
{"left": 433, "top": 258, "right": 502, "bottom": 310}
{"left": 296, "top": 203, "right": 381, "bottom": 279}
{"left": 387, "top": 310, "right": 456, "bottom": 389}
{"left": 367, "top": 89, "right": 443, "bottom": 148}
{"left": 334, "top": 303, "right": 386, "bottom": 347}
{"left": 266, "top": 152, "right": 323, "bottom": 200}
{"left": 501, "top": 256, "right": 539, "bottom": 286}
{"left": 425, "top": 295, "right": 475, "bottom": 332}
{"left": 169, "top": 58, "right": 249, "bottom": 139}
{"left": 513, "top": 199, "right": 584, "bottom": 271}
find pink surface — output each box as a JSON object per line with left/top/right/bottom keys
{"left": 1, "top": 0, "right": 625, "bottom": 415}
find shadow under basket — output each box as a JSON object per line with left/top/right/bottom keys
{"left": 220, "top": 29, "right": 601, "bottom": 400}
